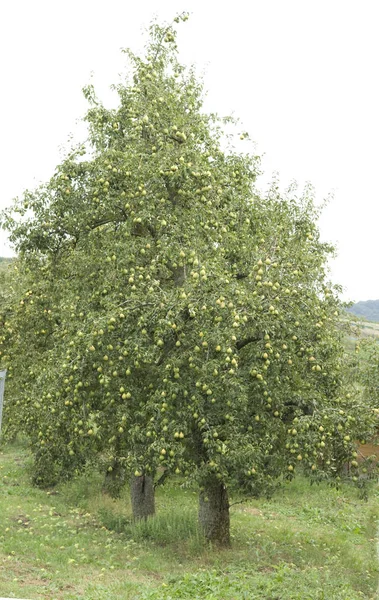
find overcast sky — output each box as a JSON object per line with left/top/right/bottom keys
{"left": 1, "top": 0, "right": 378, "bottom": 302}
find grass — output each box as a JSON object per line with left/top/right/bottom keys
{"left": 0, "top": 441, "right": 379, "bottom": 599}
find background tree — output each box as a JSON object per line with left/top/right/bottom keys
{"left": 358, "top": 338, "right": 379, "bottom": 414}
{"left": 1, "top": 14, "right": 376, "bottom": 545}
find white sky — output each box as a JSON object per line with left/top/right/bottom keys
{"left": 1, "top": 0, "right": 378, "bottom": 302}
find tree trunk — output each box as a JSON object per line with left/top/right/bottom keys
{"left": 102, "top": 460, "right": 125, "bottom": 498}
{"left": 130, "top": 475, "right": 155, "bottom": 520}
{"left": 198, "top": 476, "right": 231, "bottom": 547}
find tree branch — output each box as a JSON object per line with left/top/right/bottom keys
{"left": 236, "top": 336, "right": 260, "bottom": 351}
{"left": 154, "top": 469, "right": 169, "bottom": 488}
{"left": 229, "top": 497, "right": 250, "bottom": 508}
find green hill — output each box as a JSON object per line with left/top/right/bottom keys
{"left": 347, "top": 300, "right": 379, "bottom": 323}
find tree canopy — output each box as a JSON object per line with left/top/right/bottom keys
{"left": 0, "top": 14, "right": 376, "bottom": 545}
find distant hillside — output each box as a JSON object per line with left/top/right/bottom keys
{"left": 347, "top": 300, "right": 379, "bottom": 323}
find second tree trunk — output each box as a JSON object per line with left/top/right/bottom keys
{"left": 130, "top": 474, "right": 155, "bottom": 520}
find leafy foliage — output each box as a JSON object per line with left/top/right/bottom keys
{"left": 358, "top": 338, "right": 379, "bottom": 407}
{"left": 0, "top": 13, "right": 376, "bottom": 505}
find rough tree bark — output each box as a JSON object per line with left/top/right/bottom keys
{"left": 130, "top": 474, "right": 155, "bottom": 520}
{"left": 198, "top": 476, "right": 231, "bottom": 547}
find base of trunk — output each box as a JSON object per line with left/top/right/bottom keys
{"left": 198, "top": 476, "right": 231, "bottom": 547}
{"left": 130, "top": 475, "right": 155, "bottom": 520}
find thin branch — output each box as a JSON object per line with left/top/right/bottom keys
{"left": 229, "top": 498, "right": 250, "bottom": 508}
{"left": 154, "top": 469, "right": 169, "bottom": 488}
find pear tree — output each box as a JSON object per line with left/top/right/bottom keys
{"left": 1, "top": 14, "right": 375, "bottom": 545}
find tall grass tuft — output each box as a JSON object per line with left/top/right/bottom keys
{"left": 98, "top": 504, "right": 204, "bottom": 548}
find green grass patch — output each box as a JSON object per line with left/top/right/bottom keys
{"left": 0, "top": 441, "right": 378, "bottom": 599}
